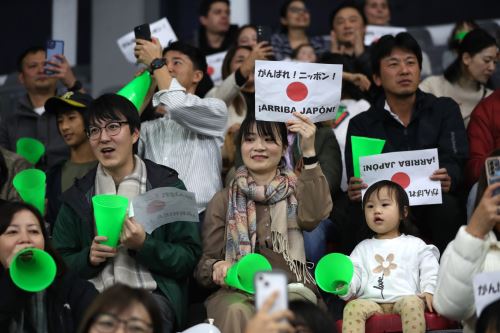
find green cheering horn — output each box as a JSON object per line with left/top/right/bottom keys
{"left": 315, "top": 253, "right": 354, "bottom": 296}
{"left": 92, "top": 194, "right": 129, "bottom": 248}
{"left": 16, "top": 137, "right": 45, "bottom": 165}
{"left": 10, "top": 248, "right": 57, "bottom": 292}
{"left": 351, "top": 136, "right": 386, "bottom": 178}
{"left": 224, "top": 253, "right": 272, "bottom": 294}
{"left": 117, "top": 71, "right": 152, "bottom": 112}
{"left": 13, "top": 169, "right": 46, "bottom": 215}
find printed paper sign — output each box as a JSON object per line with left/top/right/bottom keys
{"left": 255, "top": 60, "right": 343, "bottom": 123}
{"left": 360, "top": 148, "right": 442, "bottom": 206}
{"left": 117, "top": 18, "right": 177, "bottom": 64}
{"left": 132, "top": 187, "right": 199, "bottom": 233}
{"left": 206, "top": 51, "right": 227, "bottom": 86}
{"left": 364, "top": 25, "right": 407, "bottom": 46}
{"left": 473, "top": 271, "right": 500, "bottom": 317}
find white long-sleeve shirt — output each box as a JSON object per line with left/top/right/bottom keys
{"left": 139, "top": 78, "right": 227, "bottom": 213}
{"left": 341, "top": 234, "right": 440, "bottom": 303}
{"left": 433, "top": 226, "right": 500, "bottom": 333}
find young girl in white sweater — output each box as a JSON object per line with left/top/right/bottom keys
{"left": 341, "top": 180, "right": 440, "bottom": 333}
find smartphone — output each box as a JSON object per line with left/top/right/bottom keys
{"left": 255, "top": 271, "right": 288, "bottom": 314}
{"left": 485, "top": 157, "right": 500, "bottom": 196}
{"left": 45, "top": 40, "right": 64, "bottom": 75}
{"left": 134, "top": 23, "right": 152, "bottom": 41}
{"left": 256, "top": 25, "right": 272, "bottom": 44}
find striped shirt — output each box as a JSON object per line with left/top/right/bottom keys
{"left": 139, "top": 78, "right": 227, "bottom": 213}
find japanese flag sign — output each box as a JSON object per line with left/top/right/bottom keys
{"left": 206, "top": 51, "right": 227, "bottom": 86}
{"left": 255, "top": 60, "right": 343, "bottom": 123}
{"left": 473, "top": 271, "right": 500, "bottom": 317}
{"left": 360, "top": 148, "right": 442, "bottom": 206}
{"left": 117, "top": 18, "right": 177, "bottom": 64}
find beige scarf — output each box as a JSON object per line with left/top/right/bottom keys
{"left": 226, "top": 166, "right": 313, "bottom": 284}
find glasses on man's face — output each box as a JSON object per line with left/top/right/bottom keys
{"left": 92, "top": 313, "right": 153, "bottom": 333}
{"left": 288, "top": 6, "right": 309, "bottom": 14}
{"left": 87, "top": 121, "right": 129, "bottom": 140}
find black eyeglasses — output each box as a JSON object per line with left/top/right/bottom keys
{"left": 87, "top": 121, "right": 129, "bottom": 140}
{"left": 92, "top": 313, "right": 153, "bottom": 333}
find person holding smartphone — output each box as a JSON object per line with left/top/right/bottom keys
{"left": 0, "top": 45, "right": 84, "bottom": 170}
{"left": 270, "top": 0, "right": 327, "bottom": 61}
{"left": 433, "top": 178, "right": 500, "bottom": 333}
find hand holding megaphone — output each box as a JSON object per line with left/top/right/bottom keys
{"left": 315, "top": 253, "right": 354, "bottom": 296}
{"left": 223, "top": 253, "right": 272, "bottom": 294}
{"left": 9, "top": 247, "right": 57, "bottom": 292}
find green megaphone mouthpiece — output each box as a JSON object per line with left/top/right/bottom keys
{"left": 315, "top": 253, "right": 354, "bottom": 296}
{"left": 10, "top": 248, "right": 57, "bottom": 292}
{"left": 224, "top": 253, "right": 272, "bottom": 294}
{"left": 117, "top": 71, "right": 152, "bottom": 112}
{"left": 92, "top": 194, "right": 129, "bottom": 248}
{"left": 13, "top": 169, "right": 46, "bottom": 215}
{"left": 16, "top": 137, "right": 45, "bottom": 165}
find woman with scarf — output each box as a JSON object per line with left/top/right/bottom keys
{"left": 195, "top": 113, "right": 333, "bottom": 333}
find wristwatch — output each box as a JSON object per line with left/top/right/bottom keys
{"left": 302, "top": 155, "right": 318, "bottom": 165}
{"left": 68, "top": 80, "right": 82, "bottom": 92}
{"left": 150, "top": 58, "right": 166, "bottom": 73}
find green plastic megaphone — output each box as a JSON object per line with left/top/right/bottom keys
{"left": 351, "top": 136, "right": 385, "bottom": 178}
{"left": 10, "top": 248, "right": 57, "bottom": 292}
{"left": 117, "top": 71, "right": 152, "bottom": 112}
{"left": 16, "top": 137, "right": 45, "bottom": 165}
{"left": 92, "top": 194, "right": 129, "bottom": 248}
{"left": 315, "top": 253, "right": 354, "bottom": 296}
{"left": 13, "top": 169, "right": 46, "bottom": 215}
{"left": 224, "top": 253, "right": 272, "bottom": 294}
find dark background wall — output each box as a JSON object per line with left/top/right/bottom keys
{"left": 1, "top": 0, "right": 500, "bottom": 74}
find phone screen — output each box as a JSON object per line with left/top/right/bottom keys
{"left": 485, "top": 157, "right": 500, "bottom": 196}
{"left": 45, "top": 40, "right": 64, "bottom": 75}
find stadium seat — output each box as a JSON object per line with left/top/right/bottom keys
{"left": 335, "top": 312, "right": 460, "bottom": 332}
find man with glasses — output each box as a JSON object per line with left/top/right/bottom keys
{"left": 52, "top": 94, "right": 202, "bottom": 333}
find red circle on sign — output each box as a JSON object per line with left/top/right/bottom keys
{"left": 207, "top": 66, "right": 215, "bottom": 76}
{"left": 391, "top": 172, "right": 411, "bottom": 189}
{"left": 286, "top": 82, "right": 308, "bottom": 102}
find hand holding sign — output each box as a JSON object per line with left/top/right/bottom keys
{"left": 347, "top": 177, "right": 368, "bottom": 202}
{"left": 120, "top": 217, "right": 146, "bottom": 250}
{"left": 429, "top": 168, "right": 451, "bottom": 193}
{"left": 286, "top": 112, "right": 316, "bottom": 157}
{"left": 135, "top": 37, "right": 162, "bottom": 67}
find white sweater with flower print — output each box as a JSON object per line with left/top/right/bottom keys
{"left": 340, "top": 235, "right": 440, "bottom": 303}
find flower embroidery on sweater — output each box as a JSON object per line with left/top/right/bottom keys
{"left": 373, "top": 253, "right": 397, "bottom": 276}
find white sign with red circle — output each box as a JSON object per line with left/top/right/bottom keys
{"left": 206, "top": 51, "right": 227, "bottom": 86}
{"left": 360, "top": 148, "right": 442, "bottom": 206}
{"left": 254, "top": 60, "right": 343, "bottom": 122}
